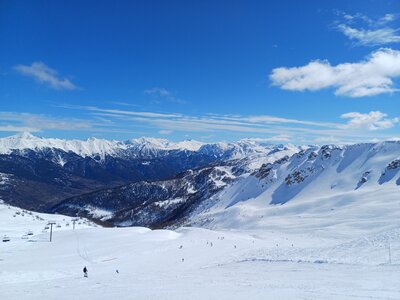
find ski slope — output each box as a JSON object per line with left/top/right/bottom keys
{"left": 1, "top": 202, "right": 399, "bottom": 300}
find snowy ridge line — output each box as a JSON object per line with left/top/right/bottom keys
{"left": 0, "top": 132, "right": 205, "bottom": 157}
{"left": 0, "top": 132, "right": 301, "bottom": 160}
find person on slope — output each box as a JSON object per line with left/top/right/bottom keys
{"left": 83, "top": 266, "right": 88, "bottom": 278}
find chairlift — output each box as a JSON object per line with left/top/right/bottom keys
{"left": 56, "top": 224, "right": 62, "bottom": 228}
{"left": 2, "top": 235, "right": 10, "bottom": 242}
{"left": 21, "top": 235, "right": 29, "bottom": 239}
{"left": 44, "top": 226, "right": 49, "bottom": 230}
{"left": 27, "top": 230, "right": 34, "bottom": 235}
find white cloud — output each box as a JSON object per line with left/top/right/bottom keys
{"left": 0, "top": 112, "right": 116, "bottom": 134}
{"left": 58, "top": 104, "right": 399, "bottom": 144}
{"left": 64, "top": 105, "right": 182, "bottom": 119}
{"left": 270, "top": 48, "right": 400, "bottom": 97}
{"left": 144, "top": 87, "right": 186, "bottom": 104}
{"left": 158, "top": 130, "right": 173, "bottom": 135}
{"left": 14, "top": 62, "right": 77, "bottom": 90}
{"left": 244, "top": 135, "right": 292, "bottom": 143}
{"left": 338, "top": 24, "right": 400, "bottom": 46}
{"left": 378, "top": 14, "right": 397, "bottom": 25}
{"left": 0, "top": 125, "right": 39, "bottom": 132}
{"left": 335, "top": 12, "right": 400, "bottom": 46}
{"left": 313, "top": 136, "right": 341, "bottom": 144}
{"left": 340, "top": 111, "right": 399, "bottom": 130}
{"left": 387, "top": 136, "right": 400, "bottom": 141}
{"left": 145, "top": 87, "right": 172, "bottom": 97}
{"left": 337, "top": 12, "right": 397, "bottom": 26}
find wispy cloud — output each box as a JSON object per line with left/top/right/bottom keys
{"left": 244, "top": 135, "right": 292, "bottom": 143}
{"left": 158, "top": 130, "right": 173, "bottom": 135}
{"left": 0, "top": 112, "right": 142, "bottom": 136}
{"left": 270, "top": 48, "right": 400, "bottom": 97}
{"left": 340, "top": 111, "right": 399, "bottom": 130}
{"left": 144, "top": 87, "right": 187, "bottom": 104}
{"left": 82, "top": 106, "right": 182, "bottom": 119}
{"left": 14, "top": 62, "right": 77, "bottom": 90}
{"left": 335, "top": 12, "right": 400, "bottom": 46}
{"left": 4, "top": 104, "right": 398, "bottom": 144}
{"left": 0, "top": 125, "right": 40, "bottom": 133}
{"left": 337, "top": 25, "right": 400, "bottom": 46}
{"left": 60, "top": 104, "right": 399, "bottom": 143}
{"left": 0, "top": 112, "right": 93, "bottom": 132}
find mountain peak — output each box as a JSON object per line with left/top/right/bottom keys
{"left": 15, "top": 131, "right": 37, "bottom": 140}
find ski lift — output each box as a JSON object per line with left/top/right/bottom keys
{"left": 56, "top": 224, "right": 62, "bottom": 228}
{"left": 27, "top": 230, "right": 34, "bottom": 235}
{"left": 44, "top": 226, "right": 49, "bottom": 230}
{"left": 2, "top": 235, "right": 10, "bottom": 242}
{"left": 21, "top": 235, "right": 29, "bottom": 239}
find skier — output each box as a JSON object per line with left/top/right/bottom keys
{"left": 83, "top": 266, "right": 88, "bottom": 278}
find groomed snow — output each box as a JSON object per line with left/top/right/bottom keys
{"left": 1, "top": 202, "right": 399, "bottom": 299}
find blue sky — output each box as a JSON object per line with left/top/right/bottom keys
{"left": 0, "top": 0, "right": 399, "bottom": 143}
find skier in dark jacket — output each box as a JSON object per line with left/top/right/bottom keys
{"left": 83, "top": 266, "right": 88, "bottom": 278}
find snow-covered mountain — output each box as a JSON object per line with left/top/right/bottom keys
{"left": 50, "top": 140, "right": 400, "bottom": 230}
{"left": 0, "top": 132, "right": 294, "bottom": 160}
{"left": 0, "top": 132, "right": 127, "bottom": 158}
{"left": 188, "top": 141, "right": 400, "bottom": 235}
{"left": 126, "top": 137, "right": 204, "bottom": 156}
{"left": 1, "top": 132, "right": 399, "bottom": 231}
{"left": 0, "top": 132, "right": 298, "bottom": 213}
{"left": 2, "top": 136, "right": 400, "bottom": 300}
{"left": 51, "top": 165, "right": 238, "bottom": 227}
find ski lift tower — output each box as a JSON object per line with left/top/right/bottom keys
{"left": 72, "top": 218, "right": 79, "bottom": 230}
{"left": 48, "top": 221, "right": 56, "bottom": 242}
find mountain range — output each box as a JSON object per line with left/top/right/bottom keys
{"left": 0, "top": 132, "right": 399, "bottom": 229}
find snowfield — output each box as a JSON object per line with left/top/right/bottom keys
{"left": 1, "top": 203, "right": 399, "bottom": 300}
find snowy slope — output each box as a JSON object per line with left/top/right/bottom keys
{"left": 190, "top": 141, "right": 400, "bottom": 237}
{"left": 1, "top": 209, "right": 399, "bottom": 300}
{"left": 0, "top": 201, "right": 92, "bottom": 239}
{"left": 1, "top": 140, "right": 400, "bottom": 300}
